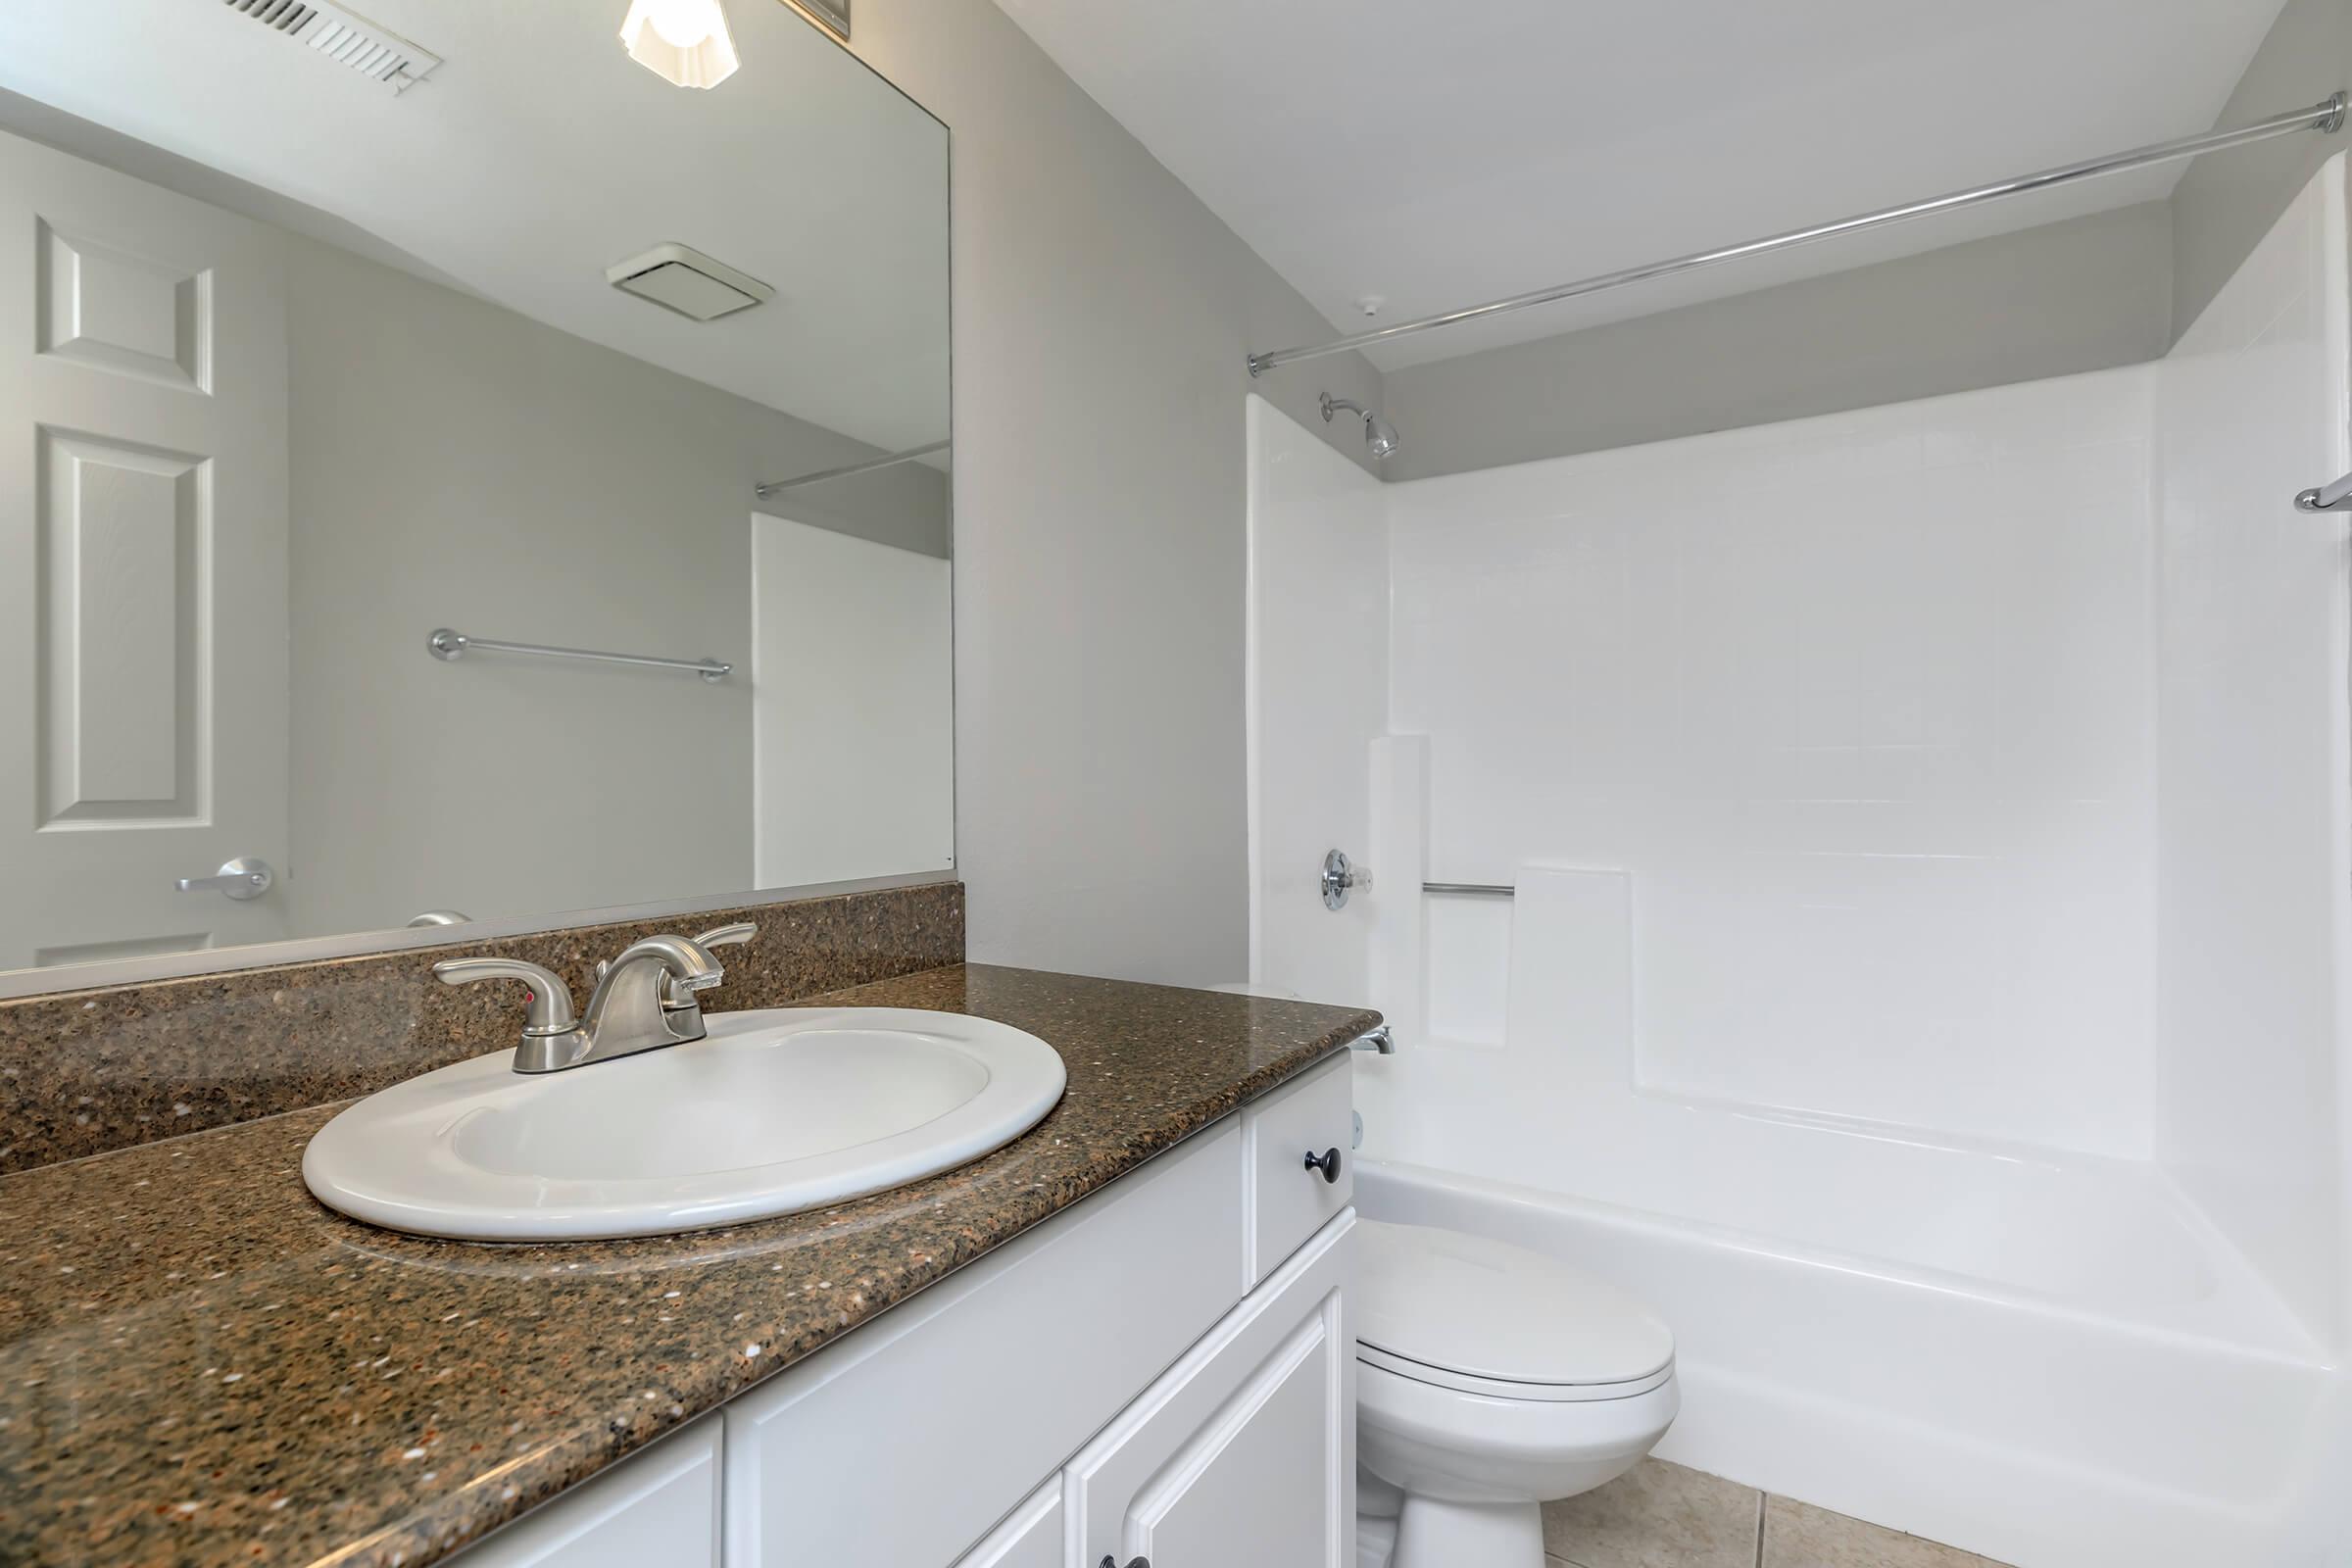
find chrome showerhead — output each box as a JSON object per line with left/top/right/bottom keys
{"left": 1320, "top": 392, "right": 1400, "bottom": 463}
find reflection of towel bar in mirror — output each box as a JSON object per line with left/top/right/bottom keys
{"left": 426, "top": 628, "right": 732, "bottom": 684}
{"left": 2295, "top": 470, "right": 2352, "bottom": 511}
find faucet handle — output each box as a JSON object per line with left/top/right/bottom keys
{"left": 602, "top": 926, "right": 752, "bottom": 989}
{"left": 431, "top": 957, "right": 579, "bottom": 1035}
{"left": 660, "top": 924, "right": 754, "bottom": 1005}
{"left": 657, "top": 926, "right": 749, "bottom": 1008}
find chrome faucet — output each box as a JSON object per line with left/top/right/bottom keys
{"left": 432, "top": 923, "right": 756, "bottom": 1073}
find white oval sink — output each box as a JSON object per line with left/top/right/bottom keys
{"left": 302, "top": 1007, "right": 1067, "bottom": 1241}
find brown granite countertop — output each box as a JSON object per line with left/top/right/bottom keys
{"left": 0, "top": 964, "right": 1379, "bottom": 1568}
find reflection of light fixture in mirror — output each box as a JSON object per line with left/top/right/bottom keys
{"left": 619, "top": 0, "right": 741, "bottom": 88}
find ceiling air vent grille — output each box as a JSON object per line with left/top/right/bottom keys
{"left": 221, "top": 0, "right": 443, "bottom": 92}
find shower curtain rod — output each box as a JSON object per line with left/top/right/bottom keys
{"left": 756, "top": 439, "right": 950, "bottom": 499}
{"left": 1247, "top": 93, "right": 2348, "bottom": 376}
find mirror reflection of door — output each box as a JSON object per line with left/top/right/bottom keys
{"left": 0, "top": 130, "right": 291, "bottom": 970}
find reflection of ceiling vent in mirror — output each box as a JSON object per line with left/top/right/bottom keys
{"left": 221, "top": 0, "right": 444, "bottom": 93}
{"left": 606, "top": 243, "right": 776, "bottom": 322}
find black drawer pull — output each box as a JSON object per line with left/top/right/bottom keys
{"left": 1303, "top": 1147, "right": 1343, "bottom": 1184}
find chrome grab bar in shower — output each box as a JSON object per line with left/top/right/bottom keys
{"left": 1422, "top": 881, "right": 1515, "bottom": 899}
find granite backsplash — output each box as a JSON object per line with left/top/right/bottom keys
{"left": 0, "top": 880, "right": 963, "bottom": 1175}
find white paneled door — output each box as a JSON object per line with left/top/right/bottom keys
{"left": 0, "top": 128, "right": 290, "bottom": 970}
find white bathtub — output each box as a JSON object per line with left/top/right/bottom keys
{"left": 1356, "top": 1157, "right": 2350, "bottom": 1568}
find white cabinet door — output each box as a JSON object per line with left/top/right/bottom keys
{"left": 1067, "top": 1213, "right": 1354, "bottom": 1568}
{"left": 462, "top": 1414, "right": 722, "bottom": 1568}
{"left": 724, "top": 1120, "right": 1246, "bottom": 1568}
{"left": 955, "top": 1479, "right": 1063, "bottom": 1568}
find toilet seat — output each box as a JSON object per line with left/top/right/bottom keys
{"left": 1354, "top": 1220, "right": 1674, "bottom": 1400}
{"left": 1357, "top": 1342, "right": 1674, "bottom": 1401}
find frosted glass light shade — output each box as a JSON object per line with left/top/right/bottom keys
{"left": 619, "top": 0, "right": 741, "bottom": 89}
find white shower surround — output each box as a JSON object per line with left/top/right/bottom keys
{"left": 1245, "top": 157, "right": 2352, "bottom": 1567}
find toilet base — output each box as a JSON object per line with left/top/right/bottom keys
{"left": 1393, "top": 1495, "right": 1544, "bottom": 1568}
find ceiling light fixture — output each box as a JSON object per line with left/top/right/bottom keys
{"left": 619, "top": 0, "right": 740, "bottom": 89}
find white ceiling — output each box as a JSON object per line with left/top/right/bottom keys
{"left": 994, "top": 0, "right": 2293, "bottom": 370}
{"left": 0, "top": 0, "right": 949, "bottom": 453}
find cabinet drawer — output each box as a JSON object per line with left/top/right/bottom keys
{"left": 462, "top": 1413, "right": 721, "bottom": 1568}
{"left": 1067, "top": 1211, "right": 1355, "bottom": 1568}
{"left": 1242, "top": 1054, "right": 1354, "bottom": 1286}
{"left": 722, "top": 1118, "right": 1244, "bottom": 1568}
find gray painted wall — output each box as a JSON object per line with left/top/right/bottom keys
{"left": 842, "top": 0, "right": 1384, "bottom": 987}
{"left": 1381, "top": 202, "right": 2175, "bottom": 481}
{"left": 2172, "top": 0, "right": 2352, "bottom": 341}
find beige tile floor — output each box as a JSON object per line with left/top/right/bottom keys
{"left": 1541, "top": 1459, "right": 2013, "bottom": 1568}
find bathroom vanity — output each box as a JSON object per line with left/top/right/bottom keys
{"left": 0, "top": 961, "right": 1374, "bottom": 1568}
{"left": 480, "top": 1053, "right": 1357, "bottom": 1568}
{"left": 0, "top": 7, "right": 1383, "bottom": 1564}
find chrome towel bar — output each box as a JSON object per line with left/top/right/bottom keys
{"left": 427, "top": 628, "right": 732, "bottom": 683}
{"left": 2295, "top": 471, "right": 2352, "bottom": 512}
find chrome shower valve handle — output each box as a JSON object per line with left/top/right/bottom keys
{"left": 1321, "top": 849, "right": 1372, "bottom": 910}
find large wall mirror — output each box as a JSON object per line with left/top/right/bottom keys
{"left": 0, "top": 2, "right": 952, "bottom": 989}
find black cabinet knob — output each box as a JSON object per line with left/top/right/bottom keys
{"left": 1101, "top": 1557, "right": 1150, "bottom": 1568}
{"left": 1303, "top": 1147, "right": 1343, "bottom": 1184}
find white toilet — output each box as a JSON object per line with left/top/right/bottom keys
{"left": 1353, "top": 1220, "right": 1678, "bottom": 1568}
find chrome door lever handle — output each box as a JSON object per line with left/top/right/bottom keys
{"left": 175, "top": 858, "right": 274, "bottom": 901}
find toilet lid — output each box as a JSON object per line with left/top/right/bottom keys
{"left": 1355, "top": 1220, "right": 1674, "bottom": 1390}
